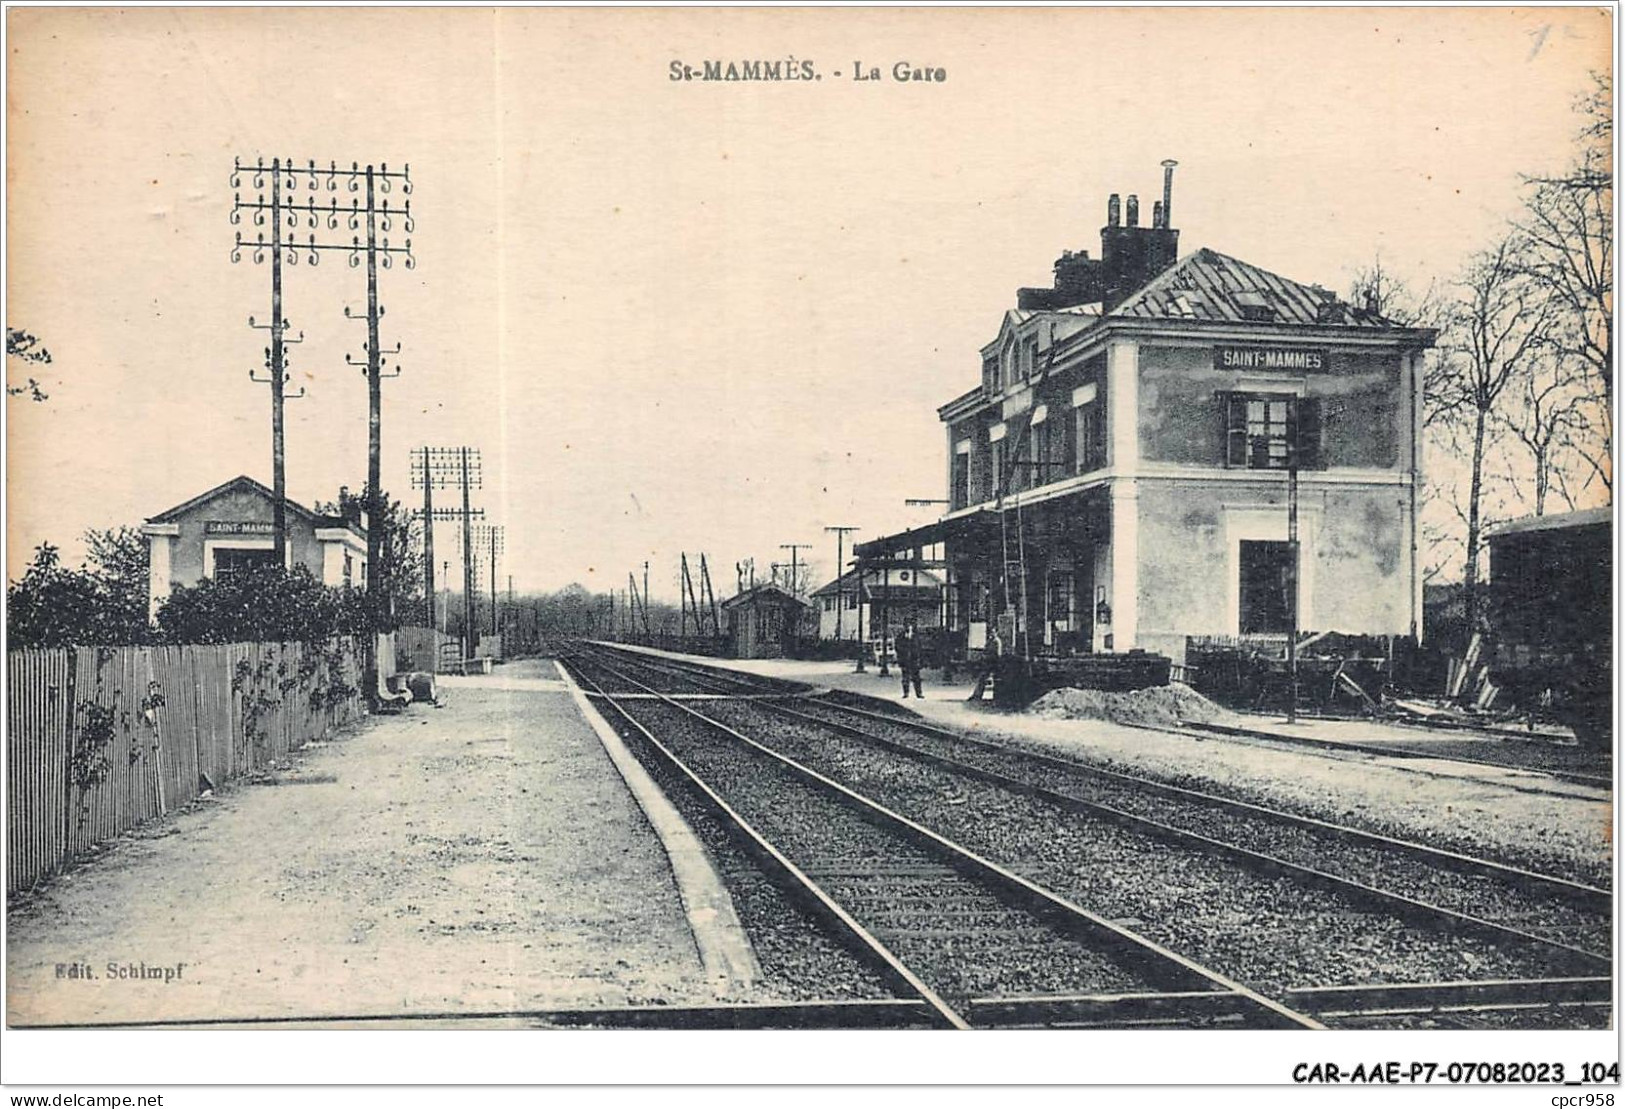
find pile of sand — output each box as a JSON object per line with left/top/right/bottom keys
{"left": 1027, "top": 683, "right": 1223, "bottom": 729}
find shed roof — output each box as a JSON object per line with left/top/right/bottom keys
{"left": 1486, "top": 506, "right": 1612, "bottom": 540}
{"left": 720, "top": 583, "right": 812, "bottom": 611}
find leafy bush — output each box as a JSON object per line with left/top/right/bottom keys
{"left": 155, "top": 564, "right": 369, "bottom": 645}
{"left": 7, "top": 541, "right": 151, "bottom": 648}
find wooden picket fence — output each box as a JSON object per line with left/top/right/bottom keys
{"left": 6, "top": 638, "right": 366, "bottom": 894}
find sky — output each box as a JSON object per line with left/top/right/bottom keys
{"left": 5, "top": 6, "right": 1613, "bottom": 603}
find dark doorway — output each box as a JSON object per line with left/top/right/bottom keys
{"left": 1239, "top": 540, "right": 1295, "bottom": 634}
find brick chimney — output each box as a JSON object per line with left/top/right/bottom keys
{"left": 1100, "top": 163, "right": 1180, "bottom": 311}
{"left": 1015, "top": 161, "right": 1182, "bottom": 312}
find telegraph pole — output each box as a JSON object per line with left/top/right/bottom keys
{"left": 473, "top": 524, "right": 504, "bottom": 640}
{"left": 698, "top": 554, "right": 721, "bottom": 636}
{"left": 824, "top": 526, "right": 857, "bottom": 641}
{"left": 231, "top": 155, "right": 414, "bottom": 575}
{"left": 416, "top": 447, "right": 435, "bottom": 623}
{"left": 1287, "top": 411, "right": 1301, "bottom": 724}
{"left": 232, "top": 156, "right": 415, "bottom": 695}
{"left": 234, "top": 157, "right": 308, "bottom": 564}
{"left": 412, "top": 447, "right": 484, "bottom": 657}
{"left": 461, "top": 448, "right": 479, "bottom": 660}
{"left": 780, "top": 543, "right": 811, "bottom": 597}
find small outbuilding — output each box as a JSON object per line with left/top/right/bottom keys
{"left": 721, "top": 584, "right": 813, "bottom": 659}
{"left": 142, "top": 475, "right": 368, "bottom": 620}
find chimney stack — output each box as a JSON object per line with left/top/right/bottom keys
{"left": 1107, "top": 193, "right": 1121, "bottom": 227}
{"left": 1152, "top": 201, "right": 1164, "bottom": 229}
{"left": 1161, "top": 159, "right": 1178, "bottom": 229}
{"left": 1126, "top": 194, "right": 1139, "bottom": 227}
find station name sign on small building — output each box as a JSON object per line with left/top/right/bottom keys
{"left": 204, "top": 520, "right": 277, "bottom": 535}
{"left": 1214, "top": 347, "right": 1330, "bottom": 373}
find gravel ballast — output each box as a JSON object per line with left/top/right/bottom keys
{"left": 614, "top": 699, "right": 1177, "bottom": 1003}
{"left": 783, "top": 699, "right": 1612, "bottom": 956}
{"left": 693, "top": 699, "right": 1597, "bottom": 1000}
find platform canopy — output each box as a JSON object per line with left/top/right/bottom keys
{"left": 852, "top": 509, "right": 997, "bottom": 560}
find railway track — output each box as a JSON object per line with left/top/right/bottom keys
{"left": 561, "top": 648, "right": 1320, "bottom": 1030}
{"left": 1182, "top": 718, "right": 1613, "bottom": 792}
{"left": 567, "top": 642, "right": 1612, "bottom": 1029}
{"left": 597, "top": 643, "right": 1614, "bottom": 896}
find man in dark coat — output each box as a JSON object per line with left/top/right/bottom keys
{"left": 895, "top": 620, "right": 924, "bottom": 699}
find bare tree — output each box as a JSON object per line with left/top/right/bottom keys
{"left": 1430, "top": 233, "right": 1552, "bottom": 627}
{"left": 1516, "top": 71, "right": 1612, "bottom": 496}
{"left": 1348, "top": 256, "right": 1443, "bottom": 329}
{"left": 1490, "top": 346, "right": 1593, "bottom": 515}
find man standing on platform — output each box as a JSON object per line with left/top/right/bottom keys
{"left": 896, "top": 620, "right": 924, "bottom": 699}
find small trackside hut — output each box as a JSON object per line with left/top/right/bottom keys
{"left": 722, "top": 584, "right": 814, "bottom": 659}
{"left": 860, "top": 163, "right": 1437, "bottom": 696}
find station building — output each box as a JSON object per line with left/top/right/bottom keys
{"left": 857, "top": 167, "right": 1436, "bottom": 665}
{"left": 142, "top": 475, "right": 369, "bottom": 620}
{"left": 809, "top": 565, "right": 946, "bottom": 642}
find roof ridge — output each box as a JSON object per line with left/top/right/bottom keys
{"left": 146, "top": 474, "right": 322, "bottom": 524}
{"left": 1109, "top": 247, "right": 1412, "bottom": 329}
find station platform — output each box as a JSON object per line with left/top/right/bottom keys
{"left": 6, "top": 658, "right": 746, "bottom": 1027}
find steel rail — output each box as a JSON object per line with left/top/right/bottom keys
{"left": 596, "top": 641, "right": 1613, "bottom": 794}
{"left": 588, "top": 645, "right": 1612, "bottom": 911}
{"left": 1183, "top": 718, "right": 1613, "bottom": 791}
{"left": 779, "top": 695, "right": 1614, "bottom": 911}
{"left": 737, "top": 695, "right": 1610, "bottom": 969}
{"left": 571, "top": 646, "right": 1322, "bottom": 1030}
{"left": 1284, "top": 976, "right": 1613, "bottom": 1018}
{"left": 558, "top": 651, "right": 972, "bottom": 1030}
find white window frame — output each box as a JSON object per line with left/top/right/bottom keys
{"left": 203, "top": 536, "right": 292, "bottom": 578}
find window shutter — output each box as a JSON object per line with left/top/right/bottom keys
{"left": 1295, "top": 397, "right": 1323, "bottom": 469}
{"left": 1222, "top": 392, "right": 1246, "bottom": 467}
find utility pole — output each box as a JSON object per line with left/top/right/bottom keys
{"left": 474, "top": 524, "right": 505, "bottom": 642}
{"left": 419, "top": 447, "right": 434, "bottom": 625}
{"left": 412, "top": 447, "right": 484, "bottom": 655}
{"left": 780, "top": 543, "right": 811, "bottom": 598}
{"left": 1287, "top": 409, "right": 1301, "bottom": 724}
{"left": 461, "top": 448, "right": 479, "bottom": 660}
{"left": 232, "top": 156, "right": 415, "bottom": 694}
{"left": 825, "top": 526, "right": 858, "bottom": 642}
{"left": 232, "top": 157, "right": 309, "bottom": 565}
{"left": 698, "top": 554, "right": 721, "bottom": 636}
{"left": 680, "top": 553, "right": 699, "bottom": 639}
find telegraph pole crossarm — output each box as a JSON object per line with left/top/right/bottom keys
{"left": 413, "top": 449, "right": 489, "bottom": 631}
{"left": 824, "top": 526, "right": 858, "bottom": 645}
{"left": 779, "top": 543, "right": 811, "bottom": 599}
